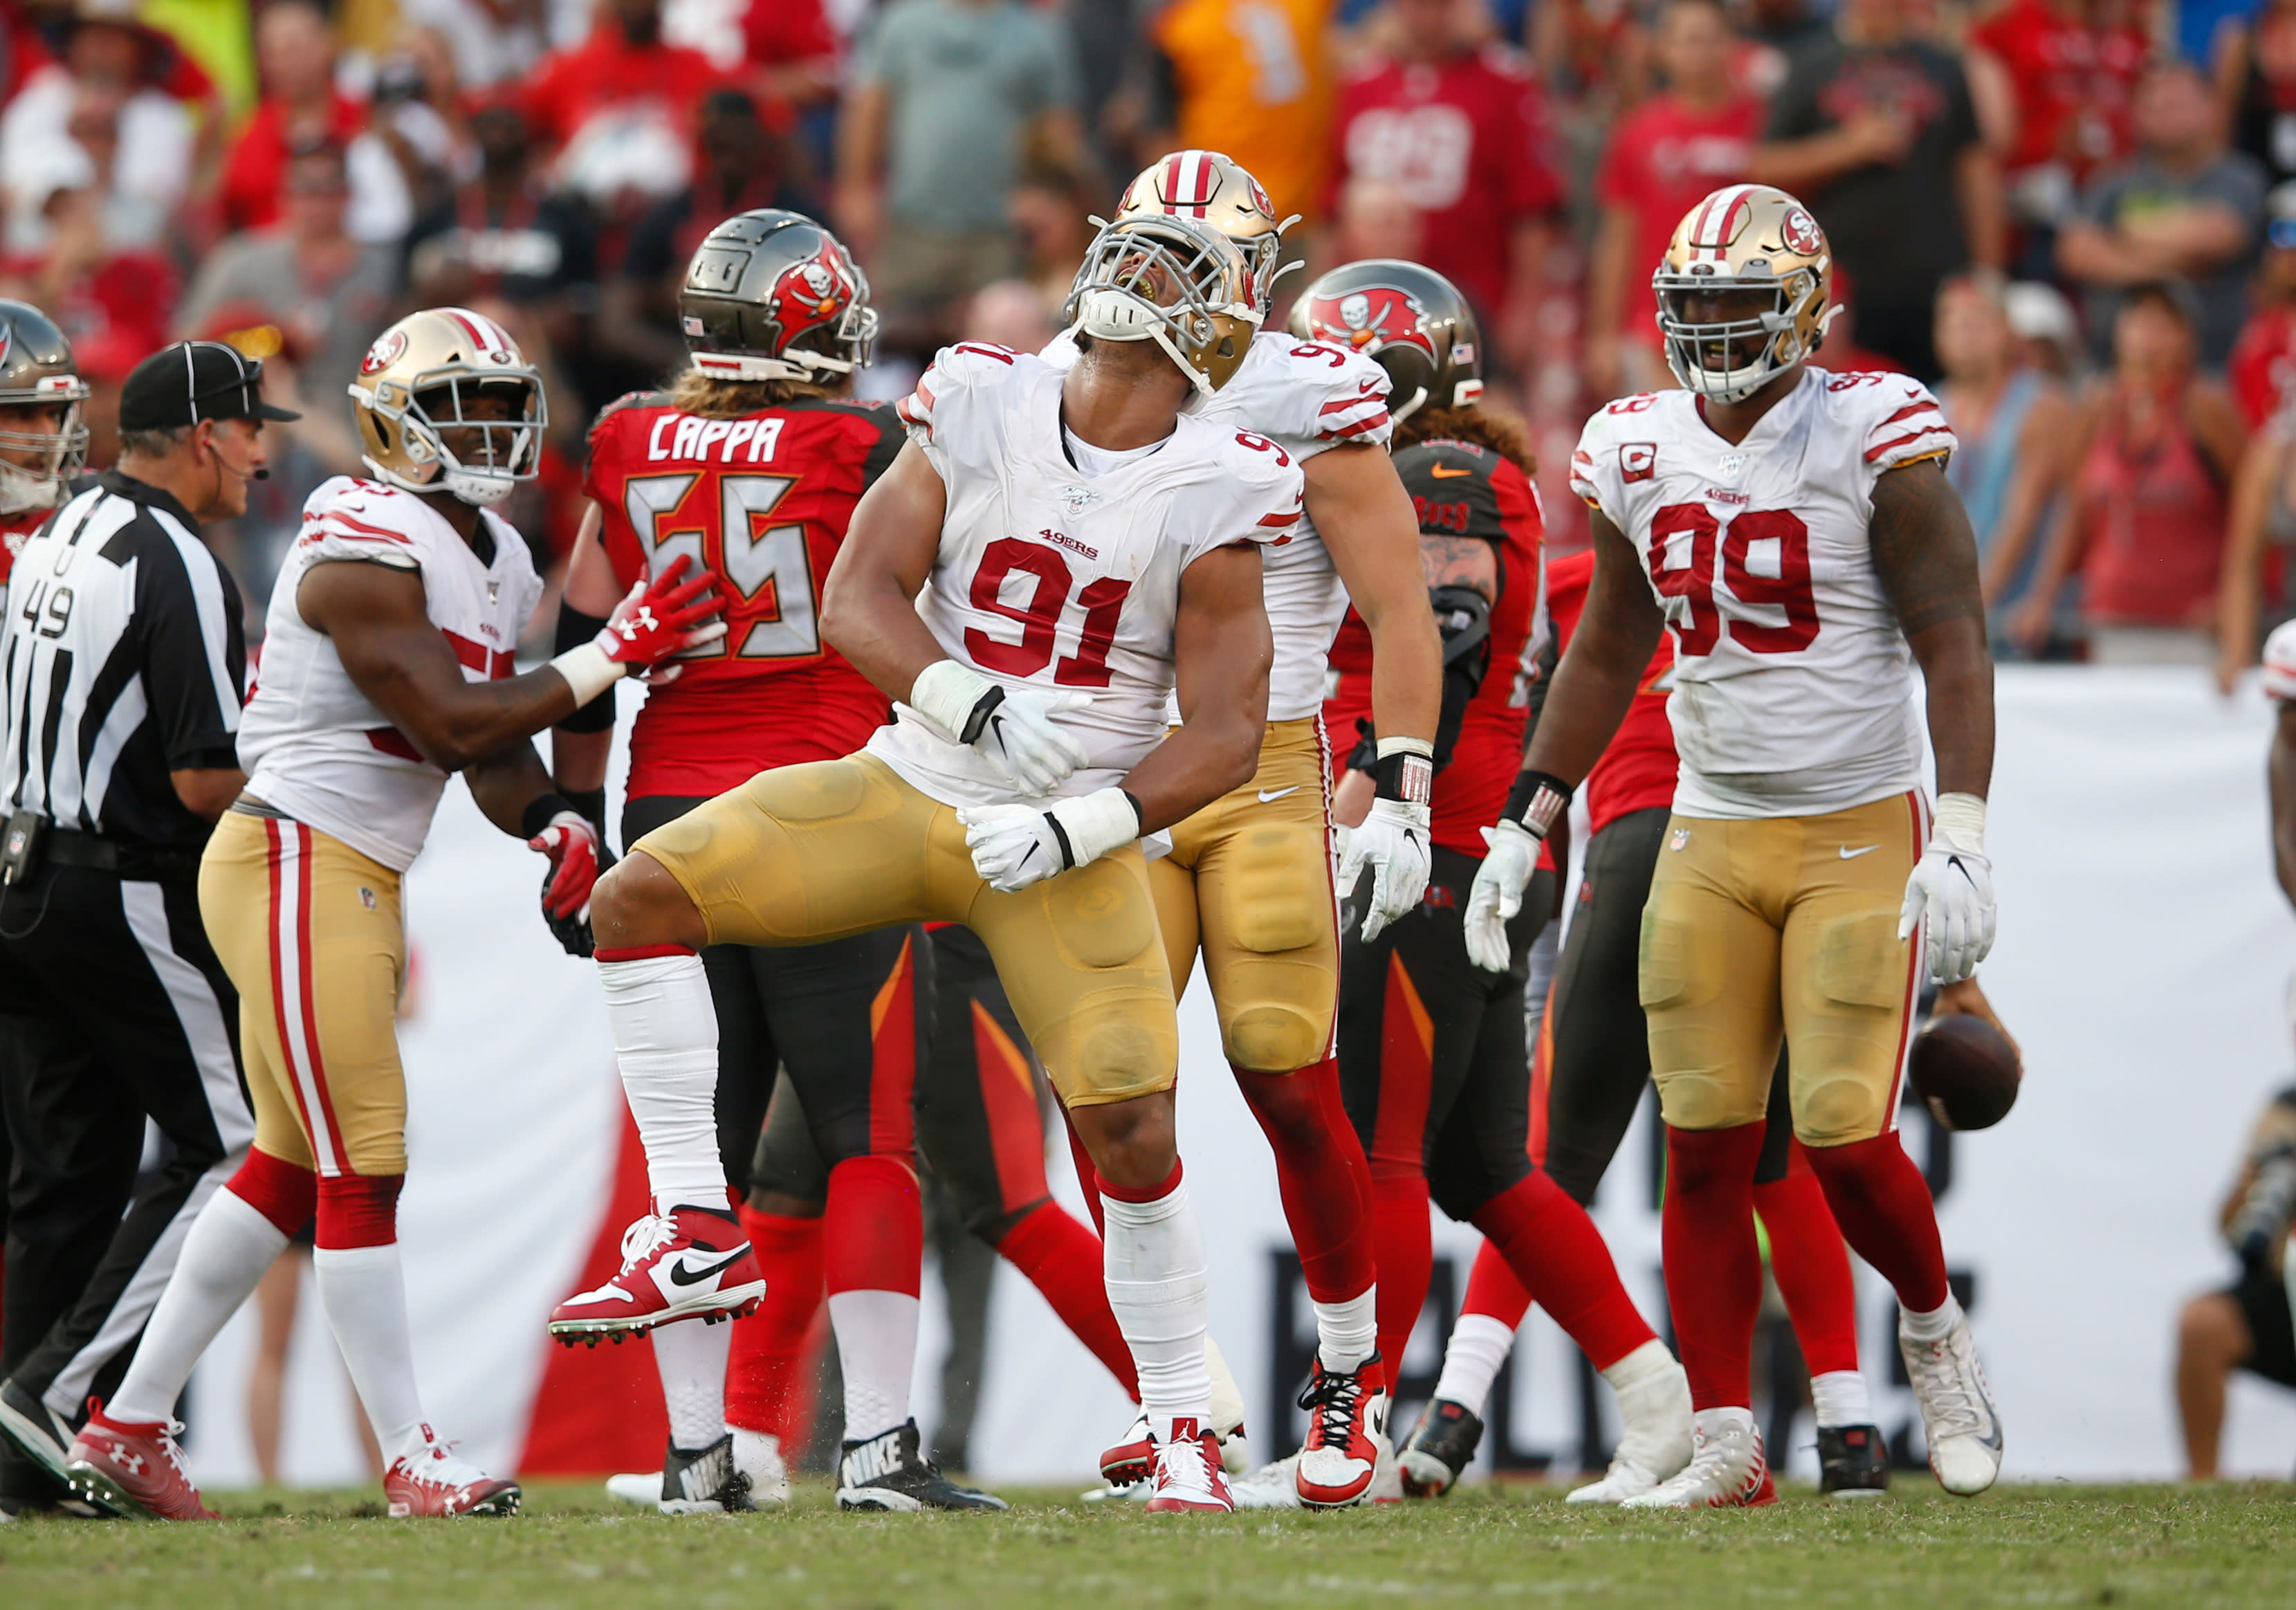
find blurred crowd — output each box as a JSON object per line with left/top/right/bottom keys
{"left": 13, "top": 0, "right": 2296, "bottom": 675}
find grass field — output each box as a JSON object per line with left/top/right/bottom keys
{"left": 4, "top": 1481, "right": 2293, "bottom": 1609}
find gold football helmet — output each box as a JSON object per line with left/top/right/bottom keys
{"left": 1115, "top": 149, "right": 1298, "bottom": 315}
{"left": 1653, "top": 184, "right": 1833, "bottom": 402}
{"left": 1065, "top": 212, "right": 1261, "bottom": 394}
{"left": 347, "top": 307, "right": 547, "bottom": 506}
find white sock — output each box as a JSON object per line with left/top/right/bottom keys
{"left": 1902, "top": 1293, "right": 1963, "bottom": 1344}
{"left": 829, "top": 1288, "right": 920, "bottom": 1443}
{"left": 1810, "top": 1369, "right": 1871, "bottom": 1428}
{"left": 106, "top": 1190, "right": 289, "bottom": 1425}
{"left": 1313, "top": 1287, "right": 1379, "bottom": 1374}
{"left": 650, "top": 1317, "right": 731, "bottom": 1451}
{"left": 1101, "top": 1171, "right": 1211, "bottom": 1445}
{"left": 1430, "top": 1312, "right": 1516, "bottom": 1415}
{"left": 313, "top": 1243, "right": 428, "bottom": 1461}
{"left": 1600, "top": 1337, "right": 1678, "bottom": 1393}
{"left": 598, "top": 953, "right": 728, "bottom": 1210}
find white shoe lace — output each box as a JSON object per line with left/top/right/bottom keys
{"left": 616, "top": 1214, "right": 676, "bottom": 1272}
{"left": 1907, "top": 1333, "right": 1988, "bottom": 1440}
{"left": 1159, "top": 1436, "right": 1215, "bottom": 1495}
{"left": 155, "top": 1420, "right": 193, "bottom": 1485}
{"left": 401, "top": 1437, "right": 493, "bottom": 1490}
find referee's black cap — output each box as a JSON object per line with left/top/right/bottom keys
{"left": 118, "top": 340, "right": 301, "bottom": 431}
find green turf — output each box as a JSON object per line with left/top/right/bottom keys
{"left": 3, "top": 1481, "right": 2292, "bottom": 1609}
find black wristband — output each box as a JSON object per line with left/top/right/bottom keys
{"left": 1370, "top": 749, "right": 1433, "bottom": 806}
{"left": 553, "top": 599, "right": 617, "bottom": 733}
{"left": 1501, "top": 769, "right": 1572, "bottom": 839}
{"left": 562, "top": 786, "right": 608, "bottom": 835}
{"left": 1119, "top": 789, "right": 1145, "bottom": 832}
{"left": 521, "top": 792, "right": 578, "bottom": 841}
{"left": 960, "top": 685, "right": 1006, "bottom": 744}
{"left": 1043, "top": 809, "right": 1076, "bottom": 870}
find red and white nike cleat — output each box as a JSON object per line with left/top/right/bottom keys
{"left": 549, "top": 1207, "right": 765, "bottom": 1344}
{"left": 1293, "top": 1355, "right": 1389, "bottom": 1508}
{"left": 385, "top": 1428, "right": 520, "bottom": 1517}
{"left": 64, "top": 1403, "right": 216, "bottom": 1521}
{"left": 1144, "top": 1423, "right": 1234, "bottom": 1513}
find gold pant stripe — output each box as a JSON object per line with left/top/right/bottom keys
{"left": 634, "top": 754, "right": 1176, "bottom": 1108}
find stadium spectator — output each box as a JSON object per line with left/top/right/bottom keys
{"left": 1329, "top": 0, "right": 1564, "bottom": 366}
{"left": 521, "top": 0, "right": 732, "bottom": 212}
{"left": 399, "top": 0, "right": 572, "bottom": 89}
{"left": 404, "top": 93, "right": 596, "bottom": 342}
{"left": 2212, "top": 403, "right": 2296, "bottom": 691}
{"left": 1750, "top": 0, "right": 2004, "bottom": 381}
{"left": 1004, "top": 165, "right": 1096, "bottom": 324}
{"left": 2216, "top": 0, "right": 2296, "bottom": 193}
{"left": 2174, "top": 1081, "right": 2296, "bottom": 1480}
{"left": 2058, "top": 61, "right": 2270, "bottom": 373}
{"left": 217, "top": 2, "right": 416, "bottom": 244}
{"left": 2005, "top": 277, "right": 2086, "bottom": 381}
{"left": 835, "top": 0, "right": 1085, "bottom": 337}
{"left": 2229, "top": 183, "right": 2296, "bottom": 430}
{"left": 1134, "top": 0, "right": 1337, "bottom": 230}
{"left": 1329, "top": 174, "right": 1426, "bottom": 268}
{"left": 2010, "top": 282, "right": 2249, "bottom": 666}
{"left": 1584, "top": 0, "right": 1758, "bottom": 398}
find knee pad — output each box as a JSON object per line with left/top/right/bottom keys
{"left": 1791, "top": 1071, "right": 1892, "bottom": 1147}
{"left": 1220, "top": 991, "right": 1327, "bottom": 1073}
{"left": 1654, "top": 1069, "right": 1768, "bottom": 1133}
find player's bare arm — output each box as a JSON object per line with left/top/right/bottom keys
{"left": 548, "top": 501, "right": 620, "bottom": 797}
{"left": 819, "top": 439, "right": 952, "bottom": 701}
{"left": 1869, "top": 457, "right": 1995, "bottom": 803}
{"left": 2270, "top": 706, "right": 2296, "bottom": 908}
{"left": 1521, "top": 510, "right": 1666, "bottom": 790}
{"left": 1112, "top": 542, "right": 1271, "bottom": 832}
{"left": 1310, "top": 443, "right": 1441, "bottom": 744}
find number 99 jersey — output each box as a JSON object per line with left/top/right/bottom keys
{"left": 583, "top": 390, "right": 906, "bottom": 798}
{"left": 1568, "top": 367, "right": 1956, "bottom": 819}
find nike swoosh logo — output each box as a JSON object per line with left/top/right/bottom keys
{"left": 1258, "top": 787, "right": 1299, "bottom": 803}
{"left": 1429, "top": 464, "right": 1472, "bottom": 478}
{"left": 1839, "top": 845, "right": 1878, "bottom": 859}
{"left": 666, "top": 1250, "right": 748, "bottom": 1288}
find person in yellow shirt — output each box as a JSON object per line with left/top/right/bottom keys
{"left": 1142, "top": 0, "right": 1337, "bottom": 230}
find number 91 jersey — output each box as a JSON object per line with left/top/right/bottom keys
{"left": 1569, "top": 367, "right": 1956, "bottom": 818}
{"left": 868, "top": 342, "right": 1304, "bottom": 809}
{"left": 584, "top": 391, "right": 906, "bottom": 797}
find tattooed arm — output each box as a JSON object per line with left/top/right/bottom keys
{"left": 1871, "top": 457, "right": 1995, "bottom": 801}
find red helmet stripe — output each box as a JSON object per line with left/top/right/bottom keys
{"left": 1162, "top": 153, "right": 1185, "bottom": 212}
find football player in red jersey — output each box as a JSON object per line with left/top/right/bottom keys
{"left": 0, "top": 300, "right": 89, "bottom": 571}
{"left": 1304, "top": 260, "right": 1694, "bottom": 1505}
{"left": 549, "top": 212, "right": 1002, "bottom": 1513}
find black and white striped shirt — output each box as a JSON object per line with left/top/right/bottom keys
{"left": 1, "top": 471, "right": 246, "bottom": 850}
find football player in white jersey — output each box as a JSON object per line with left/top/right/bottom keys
{"left": 563, "top": 211, "right": 1299, "bottom": 1512}
{"left": 1051, "top": 152, "right": 1442, "bottom": 1510}
{"left": 1466, "top": 185, "right": 2005, "bottom": 1506}
{"left": 61, "top": 308, "right": 725, "bottom": 1522}
{"left": 2266, "top": 621, "right": 2296, "bottom": 904}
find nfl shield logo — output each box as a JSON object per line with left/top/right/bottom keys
{"left": 1058, "top": 485, "right": 1100, "bottom": 518}
{"left": 1716, "top": 452, "right": 1748, "bottom": 484}
{"left": 1669, "top": 828, "right": 1690, "bottom": 852}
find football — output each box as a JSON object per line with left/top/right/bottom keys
{"left": 1909, "top": 1014, "right": 2022, "bottom": 1131}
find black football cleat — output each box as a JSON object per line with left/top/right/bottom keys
{"left": 1818, "top": 1422, "right": 1890, "bottom": 1499}
{"left": 836, "top": 1419, "right": 1009, "bottom": 1512}
{"left": 655, "top": 1434, "right": 756, "bottom": 1515}
{"left": 1396, "top": 1397, "right": 1483, "bottom": 1497}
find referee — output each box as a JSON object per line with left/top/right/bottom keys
{"left": 0, "top": 342, "right": 293, "bottom": 1513}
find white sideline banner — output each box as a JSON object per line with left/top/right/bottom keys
{"left": 187, "top": 668, "right": 2296, "bottom": 1488}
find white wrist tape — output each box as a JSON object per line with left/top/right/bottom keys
{"left": 910, "top": 659, "right": 999, "bottom": 744}
{"left": 1047, "top": 788, "right": 1142, "bottom": 870}
{"left": 1933, "top": 792, "right": 1986, "bottom": 856}
{"left": 1375, "top": 735, "right": 1435, "bottom": 760}
{"left": 549, "top": 641, "right": 623, "bottom": 706}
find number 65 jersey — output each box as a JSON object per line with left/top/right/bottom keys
{"left": 1568, "top": 367, "right": 1956, "bottom": 820}
{"left": 872, "top": 342, "right": 1304, "bottom": 809}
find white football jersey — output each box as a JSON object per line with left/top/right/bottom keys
{"left": 239, "top": 477, "right": 542, "bottom": 870}
{"left": 2263, "top": 619, "right": 2296, "bottom": 700}
{"left": 1568, "top": 367, "right": 1956, "bottom": 818}
{"left": 1043, "top": 329, "right": 1392, "bottom": 720}
{"left": 870, "top": 342, "right": 1303, "bottom": 809}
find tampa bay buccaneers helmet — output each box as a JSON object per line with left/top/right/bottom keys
{"left": 679, "top": 210, "right": 876, "bottom": 383}
{"left": 1115, "top": 150, "right": 1297, "bottom": 315}
{"left": 1065, "top": 212, "right": 1260, "bottom": 394}
{"left": 1653, "top": 183, "right": 1833, "bottom": 402}
{"left": 347, "top": 306, "right": 547, "bottom": 506}
{"left": 1289, "top": 260, "right": 1483, "bottom": 421}
{"left": 0, "top": 299, "right": 89, "bottom": 515}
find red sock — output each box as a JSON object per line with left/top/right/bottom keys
{"left": 1370, "top": 1169, "right": 1432, "bottom": 1371}
{"left": 1471, "top": 1171, "right": 1653, "bottom": 1371}
{"left": 1232, "top": 1059, "right": 1374, "bottom": 1304}
{"left": 824, "top": 1156, "right": 923, "bottom": 1297}
{"left": 1461, "top": 1237, "right": 1533, "bottom": 1329}
{"left": 1801, "top": 1130, "right": 1950, "bottom": 1315}
{"left": 1062, "top": 1112, "right": 1104, "bottom": 1237}
{"left": 996, "top": 1200, "right": 1138, "bottom": 1398}
{"left": 1754, "top": 1142, "right": 1860, "bottom": 1378}
{"left": 1662, "top": 1123, "right": 1766, "bottom": 1411}
{"left": 726, "top": 1208, "right": 823, "bottom": 1439}
{"left": 313, "top": 1171, "right": 400, "bottom": 1249}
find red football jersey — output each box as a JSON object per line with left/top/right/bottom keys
{"left": 1, "top": 506, "right": 53, "bottom": 580}
{"left": 1324, "top": 436, "right": 1545, "bottom": 859}
{"left": 584, "top": 393, "right": 903, "bottom": 798}
{"left": 1969, "top": 0, "right": 2147, "bottom": 182}
{"left": 1594, "top": 94, "right": 1763, "bottom": 345}
{"left": 2230, "top": 303, "right": 2296, "bottom": 429}
{"left": 1544, "top": 547, "right": 1678, "bottom": 836}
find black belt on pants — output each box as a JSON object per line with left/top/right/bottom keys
{"left": 41, "top": 827, "right": 203, "bottom": 881}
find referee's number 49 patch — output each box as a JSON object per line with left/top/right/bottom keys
{"left": 16, "top": 576, "right": 74, "bottom": 639}
{"left": 1619, "top": 443, "right": 1657, "bottom": 483}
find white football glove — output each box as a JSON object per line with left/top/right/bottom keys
{"left": 1463, "top": 821, "right": 1541, "bottom": 973}
{"left": 906, "top": 660, "right": 1092, "bottom": 797}
{"left": 1898, "top": 792, "right": 1996, "bottom": 985}
{"left": 1337, "top": 799, "right": 1431, "bottom": 942}
{"left": 959, "top": 788, "right": 1142, "bottom": 895}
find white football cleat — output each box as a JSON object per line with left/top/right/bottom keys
{"left": 604, "top": 1471, "right": 658, "bottom": 1508}
{"left": 1570, "top": 1339, "right": 1695, "bottom": 1503}
{"left": 733, "top": 1428, "right": 791, "bottom": 1506}
{"left": 1226, "top": 1451, "right": 1301, "bottom": 1511}
{"left": 1900, "top": 1308, "right": 2003, "bottom": 1496}
{"left": 1619, "top": 1409, "right": 1776, "bottom": 1509}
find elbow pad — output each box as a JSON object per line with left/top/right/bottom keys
{"left": 1431, "top": 585, "right": 1493, "bottom": 772}
{"left": 553, "top": 598, "right": 618, "bottom": 733}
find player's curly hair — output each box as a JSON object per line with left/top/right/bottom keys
{"left": 1390, "top": 404, "right": 1536, "bottom": 477}
{"left": 666, "top": 370, "right": 836, "bottom": 417}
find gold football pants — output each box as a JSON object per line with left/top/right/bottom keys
{"left": 1639, "top": 791, "right": 1926, "bottom": 1146}
{"left": 634, "top": 753, "right": 1176, "bottom": 1108}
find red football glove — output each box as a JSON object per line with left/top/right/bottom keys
{"left": 529, "top": 811, "right": 604, "bottom": 955}
{"left": 596, "top": 554, "right": 728, "bottom": 684}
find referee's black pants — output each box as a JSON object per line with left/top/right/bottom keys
{"left": 0, "top": 863, "right": 248, "bottom": 1486}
